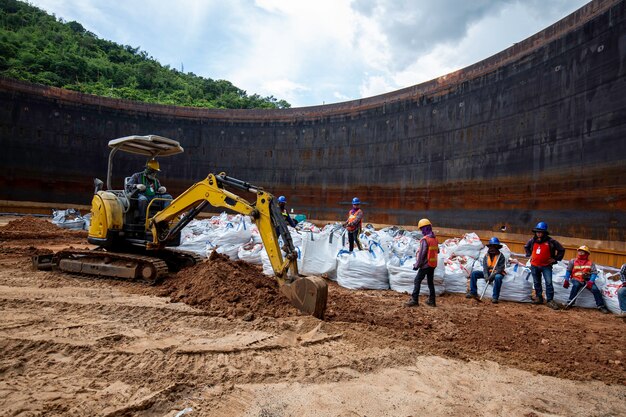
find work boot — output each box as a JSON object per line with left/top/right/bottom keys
{"left": 547, "top": 300, "right": 559, "bottom": 310}
{"left": 597, "top": 306, "right": 610, "bottom": 314}
{"left": 465, "top": 292, "right": 473, "bottom": 299}
{"left": 405, "top": 298, "right": 419, "bottom": 307}
{"left": 426, "top": 298, "right": 436, "bottom": 307}
{"left": 532, "top": 296, "right": 544, "bottom": 305}
{"left": 492, "top": 298, "right": 499, "bottom": 304}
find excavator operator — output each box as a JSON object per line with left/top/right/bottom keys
{"left": 126, "top": 159, "right": 172, "bottom": 221}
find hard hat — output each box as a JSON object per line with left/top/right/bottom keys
{"left": 487, "top": 237, "right": 502, "bottom": 247}
{"left": 278, "top": 195, "right": 287, "bottom": 203}
{"left": 532, "top": 221, "right": 548, "bottom": 233}
{"left": 417, "top": 218, "right": 431, "bottom": 229}
{"left": 352, "top": 197, "right": 361, "bottom": 205}
{"left": 577, "top": 245, "right": 590, "bottom": 254}
{"left": 146, "top": 159, "right": 160, "bottom": 172}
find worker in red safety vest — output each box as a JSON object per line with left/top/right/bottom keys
{"left": 344, "top": 197, "right": 363, "bottom": 251}
{"left": 563, "top": 245, "right": 609, "bottom": 313}
{"left": 524, "top": 221, "right": 565, "bottom": 310}
{"left": 406, "top": 218, "right": 439, "bottom": 307}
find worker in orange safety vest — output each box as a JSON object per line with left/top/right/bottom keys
{"left": 406, "top": 218, "right": 439, "bottom": 307}
{"left": 344, "top": 197, "right": 363, "bottom": 251}
{"left": 563, "top": 245, "right": 609, "bottom": 313}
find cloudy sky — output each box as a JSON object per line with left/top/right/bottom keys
{"left": 29, "top": 0, "right": 589, "bottom": 108}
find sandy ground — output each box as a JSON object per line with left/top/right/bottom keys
{"left": 0, "top": 217, "right": 625, "bottom": 417}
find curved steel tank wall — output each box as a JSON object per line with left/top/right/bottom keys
{"left": 1, "top": 0, "right": 625, "bottom": 240}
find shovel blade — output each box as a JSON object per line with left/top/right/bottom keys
{"left": 280, "top": 276, "right": 328, "bottom": 319}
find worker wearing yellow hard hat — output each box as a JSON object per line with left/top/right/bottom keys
{"left": 126, "top": 158, "right": 172, "bottom": 223}
{"left": 563, "top": 245, "right": 609, "bottom": 313}
{"left": 405, "top": 218, "right": 439, "bottom": 308}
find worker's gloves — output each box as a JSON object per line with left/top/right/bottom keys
{"left": 135, "top": 184, "right": 146, "bottom": 191}
{"left": 585, "top": 281, "right": 594, "bottom": 290}
{"left": 563, "top": 279, "right": 570, "bottom": 289}
{"left": 158, "top": 186, "right": 166, "bottom": 194}
{"left": 412, "top": 264, "right": 418, "bottom": 271}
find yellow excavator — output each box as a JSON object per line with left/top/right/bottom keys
{"left": 34, "top": 135, "right": 327, "bottom": 319}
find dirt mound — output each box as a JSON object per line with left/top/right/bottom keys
{"left": 0, "top": 216, "right": 87, "bottom": 240}
{"left": 323, "top": 283, "right": 625, "bottom": 384}
{"left": 157, "top": 252, "right": 299, "bottom": 319}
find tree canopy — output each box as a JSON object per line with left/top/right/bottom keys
{"left": 0, "top": 0, "right": 291, "bottom": 109}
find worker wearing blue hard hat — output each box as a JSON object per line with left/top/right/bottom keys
{"left": 466, "top": 237, "right": 507, "bottom": 303}
{"left": 524, "top": 221, "right": 565, "bottom": 310}
{"left": 344, "top": 197, "right": 363, "bottom": 251}
{"left": 277, "top": 195, "right": 297, "bottom": 228}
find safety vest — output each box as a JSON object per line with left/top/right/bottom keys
{"left": 531, "top": 241, "right": 552, "bottom": 267}
{"left": 141, "top": 174, "right": 159, "bottom": 197}
{"left": 423, "top": 235, "right": 439, "bottom": 268}
{"left": 346, "top": 209, "right": 362, "bottom": 232}
{"left": 572, "top": 259, "right": 592, "bottom": 282}
{"left": 486, "top": 254, "right": 498, "bottom": 274}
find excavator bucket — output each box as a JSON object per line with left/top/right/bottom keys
{"left": 280, "top": 276, "right": 328, "bottom": 319}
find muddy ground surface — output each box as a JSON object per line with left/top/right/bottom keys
{"left": 0, "top": 217, "right": 625, "bottom": 417}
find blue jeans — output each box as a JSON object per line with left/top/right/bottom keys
{"left": 617, "top": 286, "right": 626, "bottom": 312}
{"left": 569, "top": 279, "right": 605, "bottom": 307}
{"left": 530, "top": 265, "right": 553, "bottom": 301}
{"left": 469, "top": 271, "right": 504, "bottom": 300}
{"left": 138, "top": 193, "right": 172, "bottom": 218}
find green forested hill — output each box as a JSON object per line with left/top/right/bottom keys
{"left": 0, "top": 0, "right": 290, "bottom": 109}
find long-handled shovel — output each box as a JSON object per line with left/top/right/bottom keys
{"left": 563, "top": 283, "right": 586, "bottom": 310}
{"left": 480, "top": 253, "right": 501, "bottom": 301}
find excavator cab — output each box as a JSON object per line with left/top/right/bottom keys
{"left": 88, "top": 135, "right": 184, "bottom": 248}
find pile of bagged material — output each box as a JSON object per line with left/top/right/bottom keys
{"left": 176, "top": 213, "right": 623, "bottom": 315}
{"left": 52, "top": 208, "right": 91, "bottom": 231}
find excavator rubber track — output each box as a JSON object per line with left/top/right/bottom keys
{"left": 33, "top": 249, "right": 170, "bottom": 285}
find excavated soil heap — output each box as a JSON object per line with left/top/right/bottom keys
{"left": 153, "top": 253, "right": 625, "bottom": 385}
{"left": 0, "top": 216, "right": 87, "bottom": 240}
{"left": 157, "top": 252, "right": 299, "bottom": 319}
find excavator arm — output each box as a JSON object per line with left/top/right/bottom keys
{"left": 147, "top": 173, "right": 327, "bottom": 318}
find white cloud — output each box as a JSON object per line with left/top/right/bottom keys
{"left": 28, "top": 0, "right": 590, "bottom": 107}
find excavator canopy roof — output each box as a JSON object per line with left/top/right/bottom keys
{"left": 108, "top": 135, "right": 184, "bottom": 157}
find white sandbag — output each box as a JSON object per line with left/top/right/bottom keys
{"left": 443, "top": 257, "right": 468, "bottom": 294}
{"left": 551, "top": 262, "right": 604, "bottom": 308}
{"left": 337, "top": 243, "right": 389, "bottom": 290}
{"left": 389, "top": 234, "right": 421, "bottom": 259}
{"left": 215, "top": 243, "right": 241, "bottom": 260}
{"left": 205, "top": 217, "right": 252, "bottom": 246}
{"left": 443, "top": 256, "right": 473, "bottom": 293}
{"left": 300, "top": 228, "right": 344, "bottom": 278}
{"left": 177, "top": 232, "right": 212, "bottom": 257}
{"left": 601, "top": 273, "right": 625, "bottom": 315}
{"left": 476, "top": 264, "right": 533, "bottom": 302}
{"left": 388, "top": 256, "right": 444, "bottom": 295}
{"left": 238, "top": 243, "right": 263, "bottom": 265}
{"left": 451, "top": 232, "right": 484, "bottom": 259}
{"left": 260, "top": 246, "right": 303, "bottom": 277}
{"left": 52, "top": 208, "right": 85, "bottom": 230}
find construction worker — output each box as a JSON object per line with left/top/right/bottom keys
{"left": 466, "top": 237, "right": 507, "bottom": 303}
{"left": 563, "top": 246, "right": 610, "bottom": 314}
{"left": 405, "top": 218, "right": 439, "bottom": 307}
{"left": 618, "top": 264, "right": 626, "bottom": 321}
{"left": 524, "top": 221, "right": 565, "bottom": 310}
{"left": 277, "top": 196, "right": 297, "bottom": 227}
{"left": 344, "top": 197, "right": 363, "bottom": 251}
{"left": 127, "top": 159, "right": 172, "bottom": 222}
